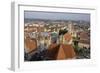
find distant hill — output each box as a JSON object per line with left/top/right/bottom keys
{"left": 24, "top": 18, "right": 90, "bottom": 25}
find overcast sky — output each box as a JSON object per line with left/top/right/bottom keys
{"left": 24, "top": 11, "right": 90, "bottom": 21}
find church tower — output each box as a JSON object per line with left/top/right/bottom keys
{"left": 68, "top": 21, "right": 73, "bottom": 34}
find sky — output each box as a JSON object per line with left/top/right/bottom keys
{"left": 24, "top": 11, "right": 90, "bottom": 21}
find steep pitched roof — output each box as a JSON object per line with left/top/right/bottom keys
{"left": 57, "top": 44, "right": 76, "bottom": 60}
{"left": 46, "top": 44, "right": 76, "bottom": 60}
{"left": 78, "top": 31, "right": 90, "bottom": 44}
{"left": 79, "top": 31, "right": 90, "bottom": 40}
{"left": 24, "top": 38, "right": 37, "bottom": 53}
{"left": 64, "top": 33, "right": 72, "bottom": 42}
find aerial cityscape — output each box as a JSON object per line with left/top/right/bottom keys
{"left": 24, "top": 11, "right": 90, "bottom": 61}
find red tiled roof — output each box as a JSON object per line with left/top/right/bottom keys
{"left": 79, "top": 32, "right": 90, "bottom": 40}
{"left": 24, "top": 38, "right": 37, "bottom": 53}
{"left": 57, "top": 44, "right": 76, "bottom": 59}
{"left": 46, "top": 44, "right": 76, "bottom": 60}
{"left": 64, "top": 33, "right": 72, "bottom": 42}
{"left": 46, "top": 44, "right": 60, "bottom": 60}
{"left": 78, "top": 31, "right": 90, "bottom": 44}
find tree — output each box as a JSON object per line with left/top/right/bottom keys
{"left": 59, "top": 29, "right": 68, "bottom": 35}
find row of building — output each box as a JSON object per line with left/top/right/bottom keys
{"left": 24, "top": 20, "right": 90, "bottom": 60}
